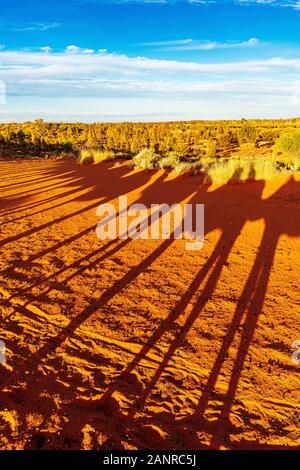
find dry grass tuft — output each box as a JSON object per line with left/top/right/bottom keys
{"left": 79, "top": 149, "right": 116, "bottom": 165}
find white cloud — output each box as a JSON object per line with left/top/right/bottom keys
{"left": 40, "top": 46, "right": 53, "bottom": 53}
{"left": 12, "top": 22, "right": 62, "bottom": 32}
{"left": 1, "top": 49, "right": 300, "bottom": 79}
{"left": 0, "top": 47, "right": 299, "bottom": 120}
{"left": 137, "top": 39, "right": 194, "bottom": 46}
{"left": 234, "top": 0, "right": 300, "bottom": 9}
{"left": 65, "top": 45, "right": 96, "bottom": 54}
{"left": 139, "top": 37, "right": 260, "bottom": 51}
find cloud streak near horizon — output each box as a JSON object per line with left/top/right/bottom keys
{"left": 138, "top": 37, "right": 260, "bottom": 51}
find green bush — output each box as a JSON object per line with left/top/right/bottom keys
{"left": 133, "top": 148, "right": 161, "bottom": 170}
{"left": 273, "top": 131, "right": 300, "bottom": 171}
{"left": 273, "top": 130, "right": 300, "bottom": 157}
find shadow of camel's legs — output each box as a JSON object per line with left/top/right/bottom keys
{"left": 0, "top": 234, "right": 176, "bottom": 396}
{"left": 100, "top": 227, "right": 244, "bottom": 418}
{"left": 100, "top": 234, "right": 225, "bottom": 403}
{"left": 129, "top": 240, "right": 237, "bottom": 417}
{"left": 208, "top": 229, "right": 278, "bottom": 448}
{"left": 1, "top": 184, "right": 94, "bottom": 224}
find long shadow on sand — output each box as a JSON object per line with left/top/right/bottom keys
{"left": 1, "top": 159, "right": 300, "bottom": 449}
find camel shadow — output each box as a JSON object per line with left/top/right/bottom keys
{"left": 1, "top": 158, "right": 300, "bottom": 449}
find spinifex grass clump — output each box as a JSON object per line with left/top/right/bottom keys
{"left": 79, "top": 148, "right": 116, "bottom": 165}
{"left": 171, "top": 161, "right": 203, "bottom": 176}
{"left": 158, "top": 152, "right": 181, "bottom": 170}
{"left": 133, "top": 148, "right": 204, "bottom": 175}
{"left": 206, "top": 157, "right": 280, "bottom": 184}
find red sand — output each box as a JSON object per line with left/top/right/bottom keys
{"left": 0, "top": 158, "right": 300, "bottom": 450}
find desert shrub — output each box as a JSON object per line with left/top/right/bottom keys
{"left": 78, "top": 148, "right": 115, "bottom": 165}
{"left": 158, "top": 152, "right": 181, "bottom": 170}
{"left": 259, "top": 128, "right": 279, "bottom": 143}
{"left": 238, "top": 123, "right": 257, "bottom": 146}
{"left": 172, "top": 161, "right": 203, "bottom": 176}
{"left": 133, "top": 148, "right": 161, "bottom": 170}
{"left": 217, "top": 131, "right": 238, "bottom": 149}
{"left": 273, "top": 131, "right": 300, "bottom": 170}
{"left": 206, "top": 139, "right": 217, "bottom": 159}
{"left": 273, "top": 130, "right": 300, "bottom": 156}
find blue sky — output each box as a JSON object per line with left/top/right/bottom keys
{"left": 0, "top": 0, "right": 300, "bottom": 121}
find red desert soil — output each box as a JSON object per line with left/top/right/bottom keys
{"left": 0, "top": 158, "right": 300, "bottom": 450}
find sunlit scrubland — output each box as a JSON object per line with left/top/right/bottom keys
{"left": 74, "top": 123, "right": 300, "bottom": 183}
{"left": 78, "top": 141, "right": 300, "bottom": 184}
{"left": 128, "top": 132, "right": 300, "bottom": 183}
{"left": 1, "top": 118, "right": 300, "bottom": 184}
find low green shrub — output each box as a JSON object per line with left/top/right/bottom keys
{"left": 133, "top": 148, "right": 161, "bottom": 170}
{"left": 273, "top": 131, "right": 300, "bottom": 171}
{"left": 273, "top": 130, "right": 300, "bottom": 157}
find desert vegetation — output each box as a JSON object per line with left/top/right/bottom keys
{"left": 1, "top": 118, "right": 300, "bottom": 182}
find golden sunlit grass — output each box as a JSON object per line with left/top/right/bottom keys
{"left": 171, "top": 161, "right": 203, "bottom": 176}
{"left": 130, "top": 140, "right": 300, "bottom": 183}
{"left": 79, "top": 149, "right": 116, "bottom": 165}
{"left": 205, "top": 157, "right": 281, "bottom": 184}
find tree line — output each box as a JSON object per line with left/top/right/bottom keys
{"left": 1, "top": 118, "right": 300, "bottom": 160}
